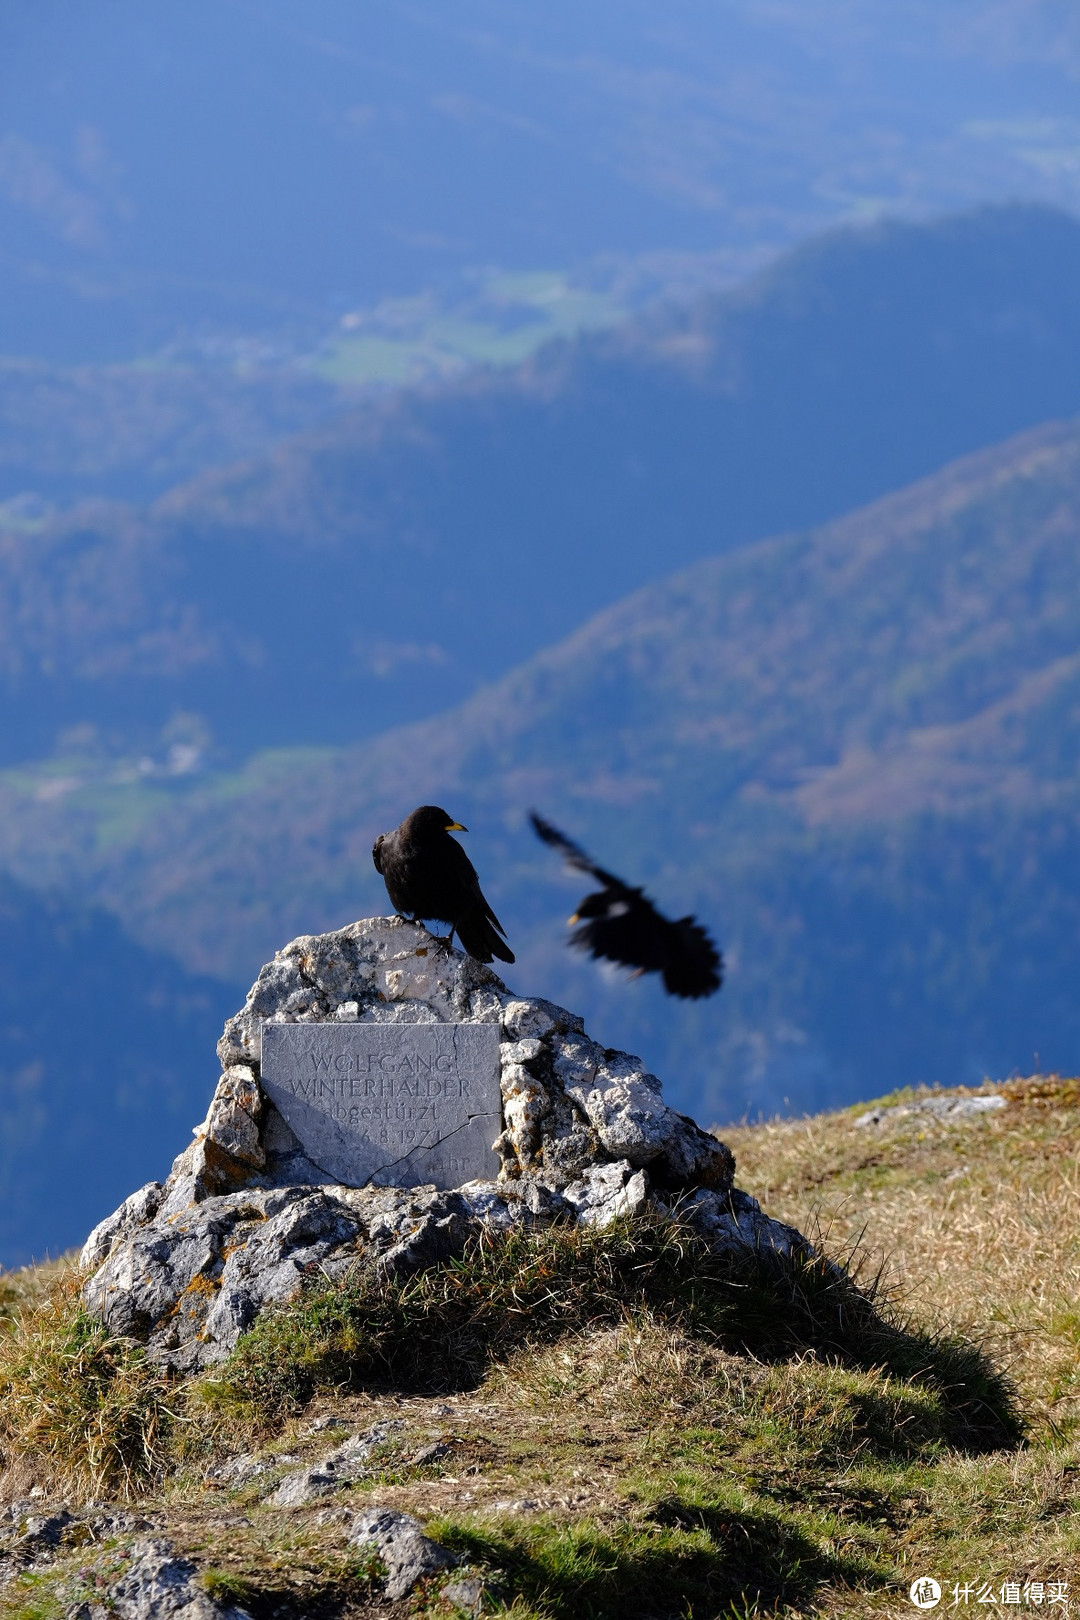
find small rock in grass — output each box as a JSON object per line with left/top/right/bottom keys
{"left": 348, "top": 1507, "right": 456, "bottom": 1599}
{"left": 204, "top": 1454, "right": 272, "bottom": 1488}
{"left": 855, "top": 1093, "right": 1007, "bottom": 1127}
{"left": 16, "top": 1511, "right": 74, "bottom": 1554}
{"left": 1, "top": 1501, "right": 37, "bottom": 1524}
{"left": 313, "top": 1506, "right": 354, "bottom": 1527}
{"left": 270, "top": 1422, "right": 404, "bottom": 1506}
{"left": 442, "top": 1572, "right": 488, "bottom": 1614}
{"left": 410, "top": 1441, "right": 452, "bottom": 1465}
{"left": 106, "top": 1538, "right": 252, "bottom": 1619}
{"left": 304, "top": 1413, "right": 352, "bottom": 1434}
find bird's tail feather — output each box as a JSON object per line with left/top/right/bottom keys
{"left": 456, "top": 915, "right": 515, "bottom": 965}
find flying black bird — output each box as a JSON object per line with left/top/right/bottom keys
{"left": 530, "top": 811, "right": 722, "bottom": 999}
{"left": 373, "top": 804, "right": 515, "bottom": 965}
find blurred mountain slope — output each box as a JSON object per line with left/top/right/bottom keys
{"left": 1, "top": 204, "right": 1079, "bottom": 764}
{"left": 0, "top": 872, "right": 237, "bottom": 1268}
{"left": 2, "top": 413, "right": 1079, "bottom": 1121}
{"left": 0, "top": 360, "right": 346, "bottom": 507}
{"left": 3, "top": 1, "right": 1079, "bottom": 361}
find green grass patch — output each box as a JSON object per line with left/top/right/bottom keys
{"left": 432, "top": 1503, "right": 885, "bottom": 1620}
{"left": 200, "top": 1568, "right": 262, "bottom": 1607}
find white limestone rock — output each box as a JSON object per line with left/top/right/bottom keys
{"left": 81, "top": 1181, "right": 164, "bottom": 1272}
{"left": 155, "top": 916, "right": 736, "bottom": 1203}
{"left": 78, "top": 916, "right": 811, "bottom": 1372}
{"left": 680, "top": 1187, "right": 809, "bottom": 1259}
{"left": 854, "top": 1092, "right": 1007, "bottom": 1128}
{"left": 84, "top": 1184, "right": 478, "bottom": 1370}
{"left": 563, "top": 1161, "right": 650, "bottom": 1226}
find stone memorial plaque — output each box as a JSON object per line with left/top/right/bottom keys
{"left": 260, "top": 1022, "right": 502, "bottom": 1188}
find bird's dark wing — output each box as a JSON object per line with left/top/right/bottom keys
{"left": 442, "top": 834, "right": 504, "bottom": 927}
{"left": 663, "top": 916, "right": 724, "bottom": 999}
{"left": 572, "top": 898, "right": 722, "bottom": 1000}
{"left": 372, "top": 834, "right": 385, "bottom": 875}
{"left": 528, "top": 811, "right": 626, "bottom": 892}
{"left": 441, "top": 833, "right": 515, "bottom": 964}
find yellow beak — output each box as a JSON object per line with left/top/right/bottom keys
{"left": 446, "top": 821, "right": 467, "bottom": 832}
{"left": 567, "top": 912, "right": 580, "bottom": 925}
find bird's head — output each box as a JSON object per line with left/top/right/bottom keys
{"left": 406, "top": 804, "right": 468, "bottom": 837}
{"left": 568, "top": 888, "right": 621, "bottom": 925}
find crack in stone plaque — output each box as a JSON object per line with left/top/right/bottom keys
{"left": 260, "top": 1022, "right": 502, "bottom": 1189}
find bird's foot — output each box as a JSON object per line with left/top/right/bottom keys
{"left": 396, "top": 913, "right": 450, "bottom": 956}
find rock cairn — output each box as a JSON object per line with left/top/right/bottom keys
{"left": 82, "top": 918, "right": 807, "bottom": 1371}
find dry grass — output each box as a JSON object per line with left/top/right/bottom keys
{"left": 0, "top": 1256, "right": 72, "bottom": 1333}
{"left": 0, "top": 1272, "right": 189, "bottom": 1502}
{"left": 206, "top": 1209, "right": 1017, "bottom": 1458}
{"left": 2, "top": 1079, "right": 1078, "bottom": 1617}
{"left": 723, "top": 1075, "right": 1080, "bottom": 1434}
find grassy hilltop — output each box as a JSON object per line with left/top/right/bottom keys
{"left": 1, "top": 1075, "right": 1077, "bottom": 1617}
{"left": 3, "top": 205, "right": 1080, "bottom": 765}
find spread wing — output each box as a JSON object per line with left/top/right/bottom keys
{"left": 528, "top": 811, "right": 626, "bottom": 892}
{"left": 530, "top": 809, "right": 723, "bottom": 1000}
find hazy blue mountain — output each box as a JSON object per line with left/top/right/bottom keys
{"left": 0, "top": 361, "right": 347, "bottom": 507}
{"left": 1, "top": 205, "right": 1078, "bottom": 765}
{"left": 2, "top": 415, "right": 1078, "bottom": 1134}
{"left": 1, "top": 2, "right": 1078, "bottom": 362}
{"left": 8, "top": 5, "right": 1080, "bottom": 1271}
{"left": 0, "top": 874, "right": 238, "bottom": 1268}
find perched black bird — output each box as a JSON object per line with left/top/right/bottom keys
{"left": 530, "top": 811, "right": 722, "bottom": 999}
{"left": 373, "top": 805, "right": 515, "bottom": 965}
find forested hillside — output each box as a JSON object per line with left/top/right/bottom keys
{"left": 1, "top": 205, "right": 1079, "bottom": 763}
{"left": 0, "top": 361, "right": 346, "bottom": 507}
{"left": 3, "top": 414, "right": 1078, "bottom": 1138}
{"left": 4, "top": 204, "right": 1080, "bottom": 1261}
